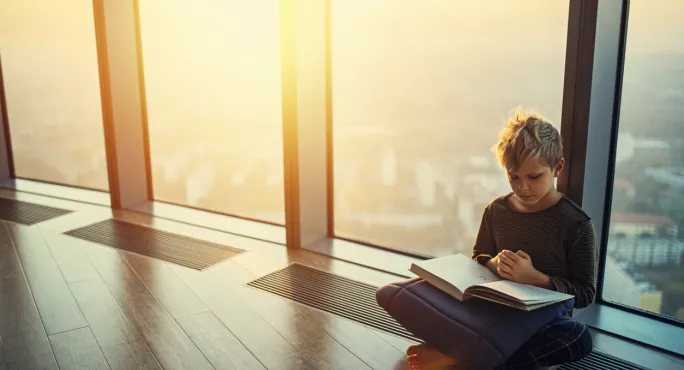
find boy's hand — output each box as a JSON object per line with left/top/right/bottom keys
{"left": 485, "top": 253, "right": 503, "bottom": 275}
{"left": 497, "top": 250, "right": 551, "bottom": 288}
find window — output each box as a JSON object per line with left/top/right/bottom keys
{"left": 139, "top": 0, "right": 284, "bottom": 224}
{"left": 332, "top": 0, "right": 569, "bottom": 257}
{"left": 0, "top": 0, "right": 108, "bottom": 190}
{"left": 604, "top": 0, "right": 684, "bottom": 322}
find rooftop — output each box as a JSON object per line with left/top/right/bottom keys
{"left": 612, "top": 212, "right": 676, "bottom": 226}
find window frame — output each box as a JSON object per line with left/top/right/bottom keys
{"left": 0, "top": 53, "right": 16, "bottom": 183}
{"left": 558, "top": 0, "right": 684, "bottom": 355}
{"left": 590, "top": 0, "right": 684, "bottom": 329}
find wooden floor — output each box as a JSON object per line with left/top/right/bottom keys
{"left": 0, "top": 213, "right": 417, "bottom": 370}
{"left": 0, "top": 187, "right": 682, "bottom": 370}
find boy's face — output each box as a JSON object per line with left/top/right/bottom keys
{"left": 507, "top": 157, "right": 564, "bottom": 205}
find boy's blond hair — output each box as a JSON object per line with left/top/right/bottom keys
{"left": 493, "top": 110, "right": 563, "bottom": 171}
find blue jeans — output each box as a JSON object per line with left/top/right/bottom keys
{"left": 498, "top": 317, "right": 593, "bottom": 369}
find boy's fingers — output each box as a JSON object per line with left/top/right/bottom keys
{"left": 516, "top": 250, "right": 531, "bottom": 259}
{"left": 499, "top": 254, "right": 515, "bottom": 266}
{"left": 499, "top": 259, "right": 515, "bottom": 271}
{"left": 502, "top": 250, "right": 521, "bottom": 262}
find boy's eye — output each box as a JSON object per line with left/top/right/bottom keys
{"left": 509, "top": 175, "right": 519, "bottom": 180}
{"left": 529, "top": 174, "right": 541, "bottom": 180}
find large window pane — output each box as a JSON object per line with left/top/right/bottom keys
{"left": 139, "top": 0, "right": 284, "bottom": 223}
{"left": 0, "top": 0, "right": 108, "bottom": 190}
{"left": 332, "top": 0, "right": 569, "bottom": 256}
{"left": 604, "top": 0, "right": 684, "bottom": 322}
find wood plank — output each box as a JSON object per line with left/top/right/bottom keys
{"left": 235, "top": 248, "right": 413, "bottom": 370}
{"left": 69, "top": 278, "right": 161, "bottom": 370}
{"left": 120, "top": 251, "right": 209, "bottom": 319}
{"left": 230, "top": 262, "right": 372, "bottom": 370}
{"left": 287, "top": 302, "right": 410, "bottom": 370}
{"left": 241, "top": 286, "right": 373, "bottom": 370}
{"left": 1, "top": 331, "right": 7, "bottom": 370}
{"left": 48, "top": 327, "right": 110, "bottom": 370}
{"left": 0, "top": 222, "right": 21, "bottom": 268}
{"left": 0, "top": 225, "right": 58, "bottom": 370}
{"left": 6, "top": 224, "right": 87, "bottom": 335}
{"left": 371, "top": 330, "right": 419, "bottom": 354}
{"left": 177, "top": 312, "right": 266, "bottom": 370}
{"left": 37, "top": 229, "right": 100, "bottom": 284}
{"left": 105, "top": 340, "right": 168, "bottom": 370}
{"left": 170, "top": 262, "right": 318, "bottom": 370}
{"left": 84, "top": 246, "right": 213, "bottom": 370}
{"left": 0, "top": 346, "right": 6, "bottom": 370}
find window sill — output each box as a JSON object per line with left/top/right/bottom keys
{"left": 304, "top": 237, "right": 423, "bottom": 279}
{"left": 128, "top": 200, "right": 287, "bottom": 246}
{"left": 0, "top": 178, "right": 111, "bottom": 206}
{"left": 574, "top": 302, "right": 684, "bottom": 357}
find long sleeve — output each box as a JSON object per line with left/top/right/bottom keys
{"left": 548, "top": 220, "right": 599, "bottom": 308}
{"left": 471, "top": 206, "right": 497, "bottom": 266}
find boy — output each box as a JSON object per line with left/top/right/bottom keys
{"left": 407, "top": 111, "right": 597, "bottom": 370}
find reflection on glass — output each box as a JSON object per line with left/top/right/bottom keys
{"left": 604, "top": 0, "right": 684, "bottom": 322}
{"left": 332, "top": 0, "right": 569, "bottom": 256}
{"left": 139, "top": 0, "right": 284, "bottom": 224}
{"left": 0, "top": 0, "right": 108, "bottom": 190}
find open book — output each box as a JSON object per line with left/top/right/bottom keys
{"left": 410, "top": 254, "right": 573, "bottom": 311}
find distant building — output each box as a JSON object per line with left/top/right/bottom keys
{"left": 608, "top": 237, "right": 684, "bottom": 266}
{"left": 613, "top": 178, "right": 636, "bottom": 199}
{"left": 635, "top": 138, "right": 670, "bottom": 151}
{"left": 677, "top": 308, "right": 684, "bottom": 321}
{"left": 610, "top": 212, "right": 678, "bottom": 238}
{"left": 638, "top": 288, "right": 665, "bottom": 315}
{"left": 602, "top": 256, "right": 663, "bottom": 314}
{"left": 615, "top": 133, "right": 670, "bottom": 166}
{"left": 635, "top": 138, "right": 671, "bottom": 166}
{"left": 645, "top": 167, "right": 684, "bottom": 190}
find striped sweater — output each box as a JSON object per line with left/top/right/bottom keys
{"left": 471, "top": 193, "right": 599, "bottom": 308}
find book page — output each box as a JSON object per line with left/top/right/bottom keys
{"left": 411, "top": 254, "right": 500, "bottom": 292}
{"left": 475, "top": 280, "right": 573, "bottom": 302}
{"left": 467, "top": 291, "right": 571, "bottom": 311}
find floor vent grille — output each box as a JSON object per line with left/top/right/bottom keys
{"left": 559, "top": 350, "right": 648, "bottom": 369}
{"left": 0, "top": 197, "right": 72, "bottom": 225}
{"left": 247, "top": 263, "right": 420, "bottom": 342}
{"left": 65, "top": 219, "right": 243, "bottom": 270}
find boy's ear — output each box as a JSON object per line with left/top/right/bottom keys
{"left": 554, "top": 158, "right": 565, "bottom": 177}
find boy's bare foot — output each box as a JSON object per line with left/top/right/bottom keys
{"left": 406, "top": 344, "right": 458, "bottom": 370}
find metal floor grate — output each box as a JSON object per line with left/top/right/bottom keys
{"left": 559, "top": 350, "right": 648, "bottom": 369}
{"left": 246, "top": 263, "right": 420, "bottom": 342}
{"left": 0, "top": 197, "right": 72, "bottom": 225}
{"left": 65, "top": 219, "right": 243, "bottom": 270}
